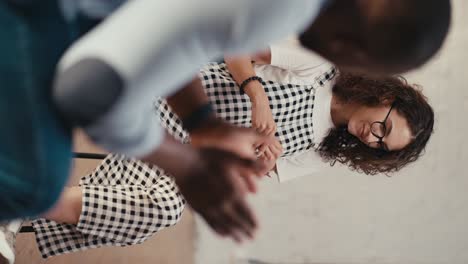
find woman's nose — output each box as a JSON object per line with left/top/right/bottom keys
{"left": 361, "top": 123, "right": 378, "bottom": 145}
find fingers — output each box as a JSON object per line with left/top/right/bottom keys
{"left": 230, "top": 127, "right": 264, "bottom": 159}
{"left": 255, "top": 124, "right": 267, "bottom": 135}
{"left": 255, "top": 136, "right": 283, "bottom": 161}
{"left": 270, "top": 141, "right": 283, "bottom": 158}
{"left": 205, "top": 213, "right": 229, "bottom": 237}
{"left": 257, "top": 143, "right": 269, "bottom": 154}
{"left": 218, "top": 149, "right": 265, "bottom": 184}
{"left": 230, "top": 159, "right": 258, "bottom": 194}
{"left": 231, "top": 199, "right": 258, "bottom": 238}
{"left": 263, "top": 146, "right": 274, "bottom": 160}
{"left": 183, "top": 147, "right": 260, "bottom": 244}
{"left": 205, "top": 201, "right": 257, "bottom": 244}
{"left": 238, "top": 155, "right": 268, "bottom": 178}
{"left": 264, "top": 124, "right": 276, "bottom": 136}
{"left": 243, "top": 173, "right": 258, "bottom": 193}
{"left": 254, "top": 123, "right": 276, "bottom": 136}
{"left": 216, "top": 210, "right": 249, "bottom": 243}
{"left": 221, "top": 198, "right": 258, "bottom": 242}
{"left": 224, "top": 161, "right": 259, "bottom": 241}
{"left": 202, "top": 169, "right": 258, "bottom": 243}
{"left": 204, "top": 211, "right": 243, "bottom": 243}
{"left": 258, "top": 144, "right": 280, "bottom": 160}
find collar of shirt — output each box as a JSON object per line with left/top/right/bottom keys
{"left": 312, "top": 78, "right": 335, "bottom": 145}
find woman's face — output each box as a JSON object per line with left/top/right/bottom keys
{"left": 347, "top": 104, "right": 413, "bottom": 151}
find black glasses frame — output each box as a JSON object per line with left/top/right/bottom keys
{"left": 369, "top": 102, "right": 395, "bottom": 151}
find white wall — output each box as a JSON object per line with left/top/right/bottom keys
{"left": 195, "top": 1, "right": 468, "bottom": 263}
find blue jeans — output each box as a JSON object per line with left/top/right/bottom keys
{"left": 0, "top": 1, "right": 75, "bottom": 220}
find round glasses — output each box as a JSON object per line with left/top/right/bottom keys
{"left": 367, "top": 103, "right": 395, "bottom": 151}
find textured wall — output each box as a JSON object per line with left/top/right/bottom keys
{"left": 195, "top": 1, "right": 468, "bottom": 263}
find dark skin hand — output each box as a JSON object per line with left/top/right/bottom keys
{"left": 190, "top": 117, "right": 268, "bottom": 193}
{"left": 175, "top": 147, "right": 261, "bottom": 241}
{"left": 168, "top": 77, "right": 268, "bottom": 193}
{"left": 144, "top": 77, "right": 267, "bottom": 243}
{"left": 142, "top": 134, "right": 264, "bottom": 243}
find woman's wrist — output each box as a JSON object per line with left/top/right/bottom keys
{"left": 142, "top": 134, "right": 201, "bottom": 182}
{"left": 181, "top": 103, "right": 214, "bottom": 132}
{"left": 244, "top": 82, "right": 268, "bottom": 103}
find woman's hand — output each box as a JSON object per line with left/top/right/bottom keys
{"left": 224, "top": 53, "right": 276, "bottom": 136}
{"left": 257, "top": 155, "right": 277, "bottom": 176}
{"left": 249, "top": 86, "right": 276, "bottom": 136}
{"left": 255, "top": 134, "right": 283, "bottom": 160}
{"left": 254, "top": 135, "right": 283, "bottom": 176}
{"left": 143, "top": 133, "right": 263, "bottom": 243}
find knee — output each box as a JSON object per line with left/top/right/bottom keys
{"left": 158, "top": 191, "right": 186, "bottom": 228}
{"left": 0, "top": 177, "right": 65, "bottom": 221}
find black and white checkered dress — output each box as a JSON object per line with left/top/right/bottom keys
{"left": 159, "top": 62, "right": 337, "bottom": 156}
{"left": 31, "top": 154, "right": 185, "bottom": 258}
{"left": 31, "top": 62, "right": 336, "bottom": 258}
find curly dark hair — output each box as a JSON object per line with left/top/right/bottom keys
{"left": 317, "top": 72, "right": 434, "bottom": 175}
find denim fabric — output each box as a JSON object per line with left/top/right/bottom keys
{"left": 0, "top": 1, "right": 74, "bottom": 220}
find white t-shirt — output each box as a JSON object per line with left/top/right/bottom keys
{"left": 253, "top": 38, "right": 335, "bottom": 182}
{"left": 58, "top": 0, "right": 328, "bottom": 157}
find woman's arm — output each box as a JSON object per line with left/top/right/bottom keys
{"left": 224, "top": 53, "right": 276, "bottom": 136}
{"left": 251, "top": 49, "right": 272, "bottom": 65}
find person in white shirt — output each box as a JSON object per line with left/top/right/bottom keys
{"left": 22, "top": 39, "right": 434, "bottom": 258}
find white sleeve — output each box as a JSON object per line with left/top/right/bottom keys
{"left": 57, "top": 0, "right": 324, "bottom": 157}
{"left": 269, "top": 40, "right": 332, "bottom": 78}
{"left": 274, "top": 150, "right": 327, "bottom": 182}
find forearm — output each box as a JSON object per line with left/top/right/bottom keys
{"left": 141, "top": 133, "right": 199, "bottom": 183}
{"left": 224, "top": 55, "right": 267, "bottom": 103}
{"left": 166, "top": 77, "right": 211, "bottom": 120}
{"left": 251, "top": 48, "right": 272, "bottom": 65}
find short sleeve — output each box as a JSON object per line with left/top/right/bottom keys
{"left": 275, "top": 150, "right": 325, "bottom": 182}
{"left": 270, "top": 39, "right": 332, "bottom": 77}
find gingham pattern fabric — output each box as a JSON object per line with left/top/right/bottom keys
{"left": 31, "top": 62, "right": 336, "bottom": 258}
{"left": 31, "top": 154, "right": 185, "bottom": 258}
{"left": 156, "top": 62, "right": 337, "bottom": 156}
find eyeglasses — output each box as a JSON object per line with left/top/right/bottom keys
{"left": 368, "top": 103, "right": 395, "bottom": 151}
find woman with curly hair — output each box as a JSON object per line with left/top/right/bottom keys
{"left": 221, "top": 38, "right": 434, "bottom": 180}
{"left": 1, "top": 38, "right": 434, "bottom": 259}
{"left": 317, "top": 73, "right": 433, "bottom": 175}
